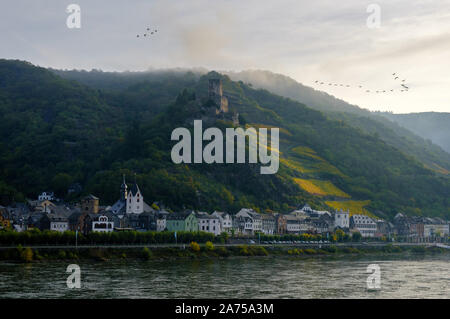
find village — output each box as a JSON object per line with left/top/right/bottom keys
{"left": 0, "top": 176, "right": 448, "bottom": 243}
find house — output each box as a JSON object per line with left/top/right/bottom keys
{"left": 156, "top": 210, "right": 169, "bottom": 231}
{"left": 166, "top": 210, "right": 198, "bottom": 232}
{"left": 375, "top": 219, "right": 395, "bottom": 238}
{"left": 28, "top": 199, "right": 56, "bottom": 213}
{"left": 92, "top": 215, "right": 114, "bottom": 233}
{"left": 27, "top": 212, "right": 47, "bottom": 230}
{"left": 299, "top": 204, "right": 314, "bottom": 215}
{"left": 136, "top": 210, "right": 157, "bottom": 231}
{"left": 38, "top": 191, "right": 55, "bottom": 201}
{"left": 196, "top": 212, "right": 221, "bottom": 235}
{"left": 261, "top": 214, "right": 276, "bottom": 235}
{"left": 334, "top": 209, "right": 349, "bottom": 229}
{"left": 233, "top": 215, "right": 253, "bottom": 235}
{"left": 290, "top": 209, "right": 308, "bottom": 219}
{"left": 311, "top": 213, "right": 334, "bottom": 234}
{"left": 41, "top": 213, "right": 69, "bottom": 232}
{"left": 0, "top": 206, "right": 11, "bottom": 230}
{"left": 68, "top": 210, "right": 83, "bottom": 232}
{"left": 275, "top": 213, "right": 287, "bottom": 235}
{"left": 235, "top": 208, "right": 262, "bottom": 234}
{"left": 350, "top": 214, "right": 377, "bottom": 238}
{"left": 423, "top": 218, "right": 449, "bottom": 238}
{"left": 212, "top": 211, "right": 233, "bottom": 233}
{"left": 285, "top": 215, "right": 310, "bottom": 234}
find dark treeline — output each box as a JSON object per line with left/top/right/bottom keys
{"left": 0, "top": 230, "right": 217, "bottom": 246}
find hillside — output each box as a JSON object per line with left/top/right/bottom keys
{"left": 226, "top": 70, "right": 450, "bottom": 175}
{"left": 0, "top": 60, "right": 449, "bottom": 220}
{"left": 379, "top": 112, "right": 450, "bottom": 154}
{"left": 56, "top": 68, "right": 450, "bottom": 176}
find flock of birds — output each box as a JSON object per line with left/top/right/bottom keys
{"left": 314, "top": 73, "right": 410, "bottom": 94}
{"left": 136, "top": 27, "right": 158, "bottom": 38}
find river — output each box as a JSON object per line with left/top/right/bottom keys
{"left": 0, "top": 254, "right": 448, "bottom": 298}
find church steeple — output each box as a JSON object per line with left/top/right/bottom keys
{"left": 120, "top": 174, "right": 128, "bottom": 201}
{"left": 126, "top": 173, "right": 144, "bottom": 214}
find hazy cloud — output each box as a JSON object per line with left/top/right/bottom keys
{"left": 1, "top": 0, "right": 449, "bottom": 113}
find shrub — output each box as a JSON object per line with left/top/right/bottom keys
{"left": 142, "top": 247, "right": 152, "bottom": 260}
{"left": 216, "top": 247, "right": 230, "bottom": 257}
{"left": 205, "top": 241, "right": 215, "bottom": 251}
{"left": 57, "top": 250, "right": 67, "bottom": 259}
{"left": 20, "top": 247, "right": 33, "bottom": 262}
{"left": 254, "top": 246, "right": 268, "bottom": 256}
{"left": 303, "top": 248, "right": 317, "bottom": 255}
{"left": 325, "top": 245, "right": 337, "bottom": 253}
{"left": 411, "top": 246, "right": 426, "bottom": 253}
{"left": 238, "top": 245, "right": 250, "bottom": 256}
{"left": 190, "top": 241, "right": 200, "bottom": 252}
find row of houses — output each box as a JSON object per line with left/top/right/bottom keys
{"left": 1, "top": 179, "right": 449, "bottom": 240}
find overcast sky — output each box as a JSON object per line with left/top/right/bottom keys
{"left": 1, "top": 0, "right": 450, "bottom": 113}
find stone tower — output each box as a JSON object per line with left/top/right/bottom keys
{"left": 208, "top": 79, "right": 228, "bottom": 114}
{"left": 80, "top": 194, "right": 99, "bottom": 214}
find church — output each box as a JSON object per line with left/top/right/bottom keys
{"left": 108, "top": 175, "right": 152, "bottom": 215}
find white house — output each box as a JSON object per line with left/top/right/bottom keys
{"left": 38, "top": 191, "right": 55, "bottom": 201}
{"left": 92, "top": 215, "right": 114, "bottom": 233}
{"left": 212, "top": 211, "right": 233, "bottom": 233}
{"left": 423, "top": 219, "right": 449, "bottom": 238}
{"left": 48, "top": 215, "right": 69, "bottom": 232}
{"left": 196, "top": 212, "right": 221, "bottom": 235}
{"left": 350, "top": 214, "right": 376, "bottom": 237}
{"left": 334, "top": 209, "right": 350, "bottom": 229}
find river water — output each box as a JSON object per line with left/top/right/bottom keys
{"left": 0, "top": 254, "right": 448, "bottom": 298}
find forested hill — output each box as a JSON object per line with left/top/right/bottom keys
{"left": 226, "top": 70, "right": 450, "bottom": 175}
{"left": 0, "top": 59, "right": 449, "bottom": 220}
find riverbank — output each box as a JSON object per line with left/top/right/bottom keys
{"left": 0, "top": 243, "right": 448, "bottom": 263}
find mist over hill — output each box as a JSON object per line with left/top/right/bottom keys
{"left": 379, "top": 112, "right": 450, "bottom": 154}
{"left": 226, "top": 70, "right": 450, "bottom": 175}
{"left": 1, "top": 60, "right": 448, "bottom": 220}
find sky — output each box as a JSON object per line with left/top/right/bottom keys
{"left": 1, "top": 0, "right": 450, "bottom": 113}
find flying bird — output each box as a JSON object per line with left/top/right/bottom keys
{"left": 394, "top": 77, "right": 399, "bottom": 80}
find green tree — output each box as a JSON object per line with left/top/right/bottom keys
{"left": 352, "top": 232, "right": 362, "bottom": 242}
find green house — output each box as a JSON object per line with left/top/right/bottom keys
{"left": 166, "top": 210, "right": 198, "bottom": 232}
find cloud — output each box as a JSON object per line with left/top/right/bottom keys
{"left": 0, "top": 0, "right": 449, "bottom": 112}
